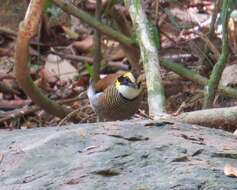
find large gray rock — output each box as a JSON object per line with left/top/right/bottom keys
{"left": 0, "top": 120, "right": 236, "bottom": 190}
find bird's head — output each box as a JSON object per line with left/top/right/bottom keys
{"left": 115, "top": 72, "right": 142, "bottom": 100}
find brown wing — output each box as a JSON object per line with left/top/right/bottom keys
{"left": 94, "top": 72, "right": 125, "bottom": 92}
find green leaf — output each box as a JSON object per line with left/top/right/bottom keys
{"left": 86, "top": 63, "right": 94, "bottom": 78}
{"left": 44, "top": 0, "right": 53, "bottom": 12}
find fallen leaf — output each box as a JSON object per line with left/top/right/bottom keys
{"left": 72, "top": 36, "right": 94, "bottom": 53}
{"left": 0, "top": 99, "right": 31, "bottom": 110}
{"left": 0, "top": 47, "right": 11, "bottom": 57}
{"left": 108, "top": 47, "right": 126, "bottom": 61}
{"left": 221, "top": 64, "right": 237, "bottom": 86}
{"left": 45, "top": 54, "right": 78, "bottom": 81}
{"left": 36, "top": 67, "right": 56, "bottom": 91}
{"left": 224, "top": 164, "right": 237, "bottom": 177}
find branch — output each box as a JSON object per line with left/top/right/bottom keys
{"left": 0, "top": 26, "right": 17, "bottom": 37}
{"left": 177, "top": 106, "right": 237, "bottom": 130}
{"left": 208, "top": 0, "right": 222, "bottom": 39}
{"left": 15, "top": 0, "right": 73, "bottom": 119}
{"left": 93, "top": 0, "right": 102, "bottom": 82}
{"left": 52, "top": 0, "right": 134, "bottom": 46}
{"left": 203, "top": 0, "right": 231, "bottom": 108}
{"left": 111, "top": 5, "right": 141, "bottom": 73}
{"left": 0, "top": 96, "right": 85, "bottom": 124}
{"left": 124, "top": 0, "right": 166, "bottom": 116}
{"left": 161, "top": 59, "right": 237, "bottom": 99}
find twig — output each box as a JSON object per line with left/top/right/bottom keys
{"left": 197, "top": 32, "right": 220, "bottom": 59}
{"left": 155, "top": 0, "right": 160, "bottom": 25}
{"left": 161, "top": 59, "right": 237, "bottom": 99}
{"left": 49, "top": 51, "right": 93, "bottom": 63}
{"left": 201, "top": 0, "right": 222, "bottom": 68}
{"left": 0, "top": 81, "right": 21, "bottom": 96}
{"left": 58, "top": 108, "right": 81, "bottom": 126}
{"left": 208, "top": 0, "right": 222, "bottom": 40}
{"left": 0, "top": 26, "right": 17, "bottom": 37}
{"left": 93, "top": 0, "right": 102, "bottom": 82}
{"left": 52, "top": 0, "right": 134, "bottom": 46}
{"left": 0, "top": 96, "right": 86, "bottom": 124}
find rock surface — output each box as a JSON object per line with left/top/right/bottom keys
{"left": 0, "top": 120, "right": 237, "bottom": 190}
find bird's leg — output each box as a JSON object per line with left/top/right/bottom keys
{"left": 96, "top": 116, "right": 100, "bottom": 122}
{"left": 96, "top": 115, "right": 104, "bottom": 122}
{"left": 96, "top": 115, "right": 107, "bottom": 122}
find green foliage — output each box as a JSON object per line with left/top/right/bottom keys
{"left": 31, "top": 63, "right": 41, "bottom": 71}
{"left": 44, "top": 0, "right": 60, "bottom": 17}
{"left": 86, "top": 63, "right": 94, "bottom": 78}
{"left": 43, "top": 0, "right": 53, "bottom": 11}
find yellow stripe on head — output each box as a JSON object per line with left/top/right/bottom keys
{"left": 123, "top": 72, "right": 135, "bottom": 82}
{"left": 115, "top": 79, "right": 120, "bottom": 89}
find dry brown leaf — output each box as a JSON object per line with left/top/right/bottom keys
{"left": 36, "top": 67, "right": 56, "bottom": 91}
{"left": 0, "top": 99, "right": 31, "bottom": 110}
{"left": 72, "top": 36, "right": 94, "bottom": 53}
{"left": 0, "top": 47, "right": 12, "bottom": 57}
{"left": 224, "top": 164, "right": 237, "bottom": 177}
{"left": 221, "top": 64, "right": 237, "bottom": 86}
{"left": 108, "top": 47, "right": 126, "bottom": 61}
{"left": 84, "top": 0, "right": 108, "bottom": 11}
{"left": 45, "top": 54, "right": 78, "bottom": 81}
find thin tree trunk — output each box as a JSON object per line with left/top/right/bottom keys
{"left": 93, "top": 0, "right": 102, "bottom": 82}
{"left": 124, "top": 0, "right": 166, "bottom": 116}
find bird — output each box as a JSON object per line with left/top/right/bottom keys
{"left": 87, "top": 72, "right": 143, "bottom": 121}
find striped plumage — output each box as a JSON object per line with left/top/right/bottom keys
{"left": 87, "top": 72, "right": 142, "bottom": 121}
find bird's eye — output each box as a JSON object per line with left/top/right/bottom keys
{"left": 118, "top": 76, "right": 132, "bottom": 85}
{"left": 124, "top": 77, "right": 129, "bottom": 82}
{"left": 118, "top": 76, "right": 124, "bottom": 82}
{"left": 123, "top": 77, "right": 131, "bottom": 84}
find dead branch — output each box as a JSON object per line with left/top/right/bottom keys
{"left": 0, "top": 96, "right": 86, "bottom": 124}
{"left": 52, "top": 0, "right": 134, "bottom": 46}
{"left": 93, "top": 0, "right": 102, "bottom": 82}
{"left": 177, "top": 106, "right": 237, "bottom": 131}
